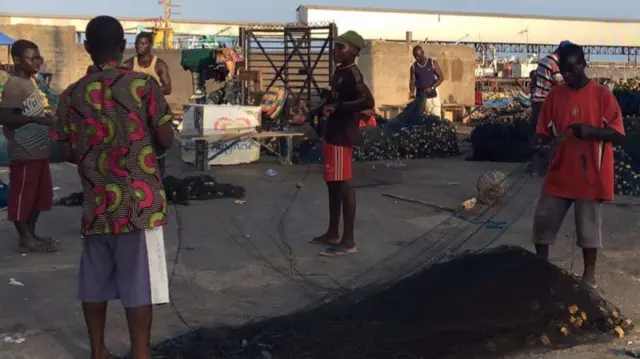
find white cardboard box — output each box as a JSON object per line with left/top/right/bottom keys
{"left": 180, "top": 104, "right": 262, "bottom": 166}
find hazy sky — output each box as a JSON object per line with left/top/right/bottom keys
{"left": 1, "top": 0, "right": 639, "bottom": 22}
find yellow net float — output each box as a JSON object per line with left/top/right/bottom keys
{"left": 260, "top": 87, "right": 288, "bottom": 121}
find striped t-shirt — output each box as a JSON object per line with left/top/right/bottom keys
{"left": 1, "top": 76, "right": 50, "bottom": 161}
{"left": 532, "top": 53, "right": 563, "bottom": 103}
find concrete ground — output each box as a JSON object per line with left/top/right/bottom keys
{"left": 0, "top": 147, "right": 640, "bottom": 359}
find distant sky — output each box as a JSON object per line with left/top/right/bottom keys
{"left": 1, "top": 0, "right": 639, "bottom": 22}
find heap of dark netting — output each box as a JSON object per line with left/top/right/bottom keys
{"left": 468, "top": 105, "right": 534, "bottom": 163}
{"left": 147, "top": 246, "right": 631, "bottom": 359}
{"left": 54, "top": 175, "right": 245, "bottom": 207}
{"left": 261, "top": 115, "right": 461, "bottom": 164}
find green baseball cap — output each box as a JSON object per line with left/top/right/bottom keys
{"left": 335, "top": 30, "right": 366, "bottom": 50}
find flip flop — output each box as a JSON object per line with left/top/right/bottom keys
{"left": 15, "top": 241, "right": 58, "bottom": 254}
{"left": 308, "top": 235, "right": 340, "bottom": 245}
{"left": 319, "top": 246, "right": 358, "bottom": 257}
{"left": 36, "top": 237, "right": 60, "bottom": 245}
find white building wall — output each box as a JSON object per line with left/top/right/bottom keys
{"left": 298, "top": 6, "right": 640, "bottom": 47}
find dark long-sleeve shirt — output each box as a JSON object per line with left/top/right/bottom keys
{"left": 324, "top": 63, "right": 375, "bottom": 147}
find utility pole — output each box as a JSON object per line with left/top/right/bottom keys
{"left": 158, "top": 0, "right": 181, "bottom": 49}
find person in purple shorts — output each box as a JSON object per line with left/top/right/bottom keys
{"left": 53, "top": 16, "right": 174, "bottom": 359}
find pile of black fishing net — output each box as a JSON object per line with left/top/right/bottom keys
{"left": 615, "top": 114, "right": 640, "bottom": 196}
{"left": 147, "top": 246, "right": 631, "bottom": 359}
{"left": 613, "top": 80, "right": 640, "bottom": 116}
{"left": 260, "top": 114, "right": 460, "bottom": 164}
{"left": 54, "top": 174, "right": 245, "bottom": 207}
{"left": 353, "top": 115, "right": 460, "bottom": 161}
{"left": 467, "top": 104, "right": 534, "bottom": 162}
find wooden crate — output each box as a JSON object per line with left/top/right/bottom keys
{"left": 442, "top": 104, "right": 466, "bottom": 122}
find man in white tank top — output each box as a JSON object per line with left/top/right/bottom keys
{"left": 125, "top": 32, "right": 172, "bottom": 96}
{"left": 125, "top": 32, "right": 173, "bottom": 176}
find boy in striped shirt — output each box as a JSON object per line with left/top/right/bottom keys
{"left": 530, "top": 40, "right": 573, "bottom": 175}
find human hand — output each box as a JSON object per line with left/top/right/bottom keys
{"left": 409, "top": 93, "right": 416, "bottom": 99}
{"left": 569, "top": 123, "right": 596, "bottom": 139}
{"left": 323, "top": 104, "right": 336, "bottom": 117}
{"left": 298, "top": 100, "right": 309, "bottom": 114}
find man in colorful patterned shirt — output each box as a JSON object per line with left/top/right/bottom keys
{"left": 53, "top": 16, "right": 174, "bottom": 359}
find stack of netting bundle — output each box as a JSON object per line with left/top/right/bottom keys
{"left": 612, "top": 78, "right": 640, "bottom": 116}
{"left": 615, "top": 114, "right": 640, "bottom": 196}
{"left": 468, "top": 104, "right": 534, "bottom": 162}
{"left": 258, "top": 104, "right": 461, "bottom": 163}
{"left": 611, "top": 79, "right": 640, "bottom": 196}
{"left": 148, "top": 246, "right": 633, "bottom": 359}
{"left": 353, "top": 115, "right": 460, "bottom": 161}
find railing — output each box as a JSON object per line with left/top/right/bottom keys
{"left": 588, "top": 61, "right": 640, "bottom": 69}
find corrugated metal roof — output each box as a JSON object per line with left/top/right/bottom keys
{"left": 298, "top": 4, "right": 638, "bottom": 24}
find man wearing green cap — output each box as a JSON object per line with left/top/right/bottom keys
{"left": 309, "top": 30, "right": 374, "bottom": 257}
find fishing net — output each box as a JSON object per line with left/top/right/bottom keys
{"left": 147, "top": 246, "right": 631, "bottom": 359}
{"left": 261, "top": 113, "right": 460, "bottom": 164}
{"left": 55, "top": 175, "right": 245, "bottom": 207}
{"left": 468, "top": 105, "right": 534, "bottom": 163}
{"left": 613, "top": 79, "right": 640, "bottom": 116}
{"left": 615, "top": 115, "right": 640, "bottom": 196}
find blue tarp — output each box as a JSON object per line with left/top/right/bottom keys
{"left": 483, "top": 99, "right": 513, "bottom": 108}
{"left": 0, "top": 32, "right": 14, "bottom": 46}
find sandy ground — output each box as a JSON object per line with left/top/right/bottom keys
{"left": 0, "top": 145, "right": 639, "bottom": 359}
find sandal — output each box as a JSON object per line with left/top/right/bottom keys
{"left": 319, "top": 245, "right": 358, "bottom": 257}
{"left": 36, "top": 237, "right": 60, "bottom": 245}
{"left": 309, "top": 234, "right": 340, "bottom": 245}
{"left": 15, "top": 241, "right": 58, "bottom": 254}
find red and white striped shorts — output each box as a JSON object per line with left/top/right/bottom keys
{"left": 322, "top": 141, "right": 353, "bottom": 182}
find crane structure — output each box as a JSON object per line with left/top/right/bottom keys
{"left": 123, "top": 0, "right": 182, "bottom": 49}
{"left": 155, "top": 0, "right": 181, "bottom": 49}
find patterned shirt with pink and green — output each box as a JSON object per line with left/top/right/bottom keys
{"left": 53, "top": 62, "right": 173, "bottom": 236}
